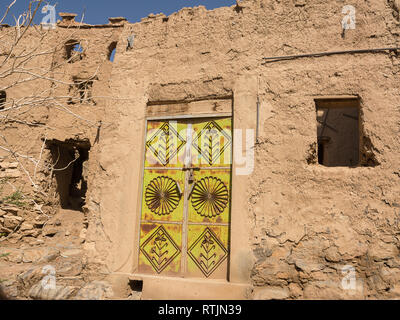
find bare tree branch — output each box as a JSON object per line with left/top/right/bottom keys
{"left": 0, "top": 0, "right": 16, "bottom": 25}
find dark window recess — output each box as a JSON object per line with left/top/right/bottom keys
{"left": 128, "top": 280, "right": 143, "bottom": 299}
{"left": 0, "top": 91, "right": 5, "bottom": 110}
{"left": 65, "top": 40, "right": 84, "bottom": 63}
{"left": 107, "top": 42, "right": 117, "bottom": 62}
{"left": 47, "top": 140, "right": 90, "bottom": 211}
{"left": 129, "top": 280, "right": 143, "bottom": 292}
{"left": 315, "top": 98, "right": 360, "bottom": 167}
{"left": 68, "top": 78, "right": 96, "bottom": 105}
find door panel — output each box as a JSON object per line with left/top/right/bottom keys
{"left": 144, "top": 120, "right": 188, "bottom": 168}
{"left": 186, "top": 225, "right": 229, "bottom": 279}
{"left": 188, "top": 169, "right": 231, "bottom": 224}
{"left": 139, "top": 223, "right": 182, "bottom": 276}
{"left": 141, "top": 170, "right": 184, "bottom": 222}
{"left": 138, "top": 117, "right": 232, "bottom": 279}
{"left": 190, "top": 118, "right": 232, "bottom": 167}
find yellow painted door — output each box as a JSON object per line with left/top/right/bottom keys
{"left": 138, "top": 117, "right": 232, "bottom": 279}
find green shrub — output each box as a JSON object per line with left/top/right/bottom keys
{"left": 1, "top": 190, "right": 25, "bottom": 207}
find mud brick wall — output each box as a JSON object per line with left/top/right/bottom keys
{"left": 1, "top": 0, "right": 400, "bottom": 299}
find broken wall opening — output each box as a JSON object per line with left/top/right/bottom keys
{"left": 46, "top": 140, "right": 90, "bottom": 211}
{"left": 65, "top": 39, "right": 84, "bottom": 63}
{"left": 0, "top": 91, "right": 6, "bottom": 110}
{"left": 315, "top": 98, "right": 360, "bottom": 167}
{"left": 127, "top": 279, "right": 143, "bottom": 300}
{"left": 107, "top": 42, "right": 117, "bottom": 62}
{"left": 68, "top": 77, "right": 96, "bottom": 105}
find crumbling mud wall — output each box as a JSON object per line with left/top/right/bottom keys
{"left": 0, "top": 14, "right": 125, "bottom": 299}
{"left": 103, "top": 0, "right": 400, "bottom": 299}
{"left": 1, "top": 0, "right": 400, "bottom": 299}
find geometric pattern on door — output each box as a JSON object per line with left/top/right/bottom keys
{"left": 187, "top": 227, "right": 228, "bottom": 277}
{"left": 140, "top": 225, "right": 181, "bottom": 274}
{"left": 146, "top": 122, "right": 186, "bottom": 166}
{"left": 145, "top": 176, "right": 181, "bottom": 216}
{"left": 191, "top": 120, "right": 232, "bottom": 165}
{"left": 139, "top": 117, "right": 232, "bottom": 279}
{"left": 190, "top": 176, "right": 229, "bottom": 218}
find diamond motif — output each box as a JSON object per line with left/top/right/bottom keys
{"left": 140, "top": 225, "right": 181, "bottom": 273}
{"left": 146, "top": 122, "right": 186, "bottom": 166}
{"left": 188, "top": 227, "right": 228, "bottom": 277}
{"left": 192, "top": 120, "right": 232, "bottom": 165}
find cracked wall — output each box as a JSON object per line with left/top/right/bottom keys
{"left": 103, "top": 0, "right": 400, "bottom": 299}
{"left": 1, "top": 0, "right": 400, "bottom": 299}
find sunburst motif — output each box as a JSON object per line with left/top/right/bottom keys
{"left": 191, "top": 176, "right": 229, "bottom": 218}
{"left": 145, "top": 176, "right": 181, "bottom": 215}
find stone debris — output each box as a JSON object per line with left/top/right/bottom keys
{"left": 2, "top": 206, "right": 20, "bottom": 215}
{"left": 20, "top": 222, "right": 34, "bottom": 231}
{"left": 253, "top": 287, "right": 290, "bottom": 300}
{"left": 0, "top": 169, "right": 21, "bottom": 178}
{"left": 74, "top": 281, "right": 114, "bottom": 300}
{"left": 28, "top": 283, "right": 75, "bottom": 300}
{"left": 3, "top": 215, "right": 23, "bottom": 229}
{"left": 0, "top": 162, "right": 18, "bottom": 169}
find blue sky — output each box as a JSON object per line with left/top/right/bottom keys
{"left": 1, "top": 0, "right": 236, "bottom": 25}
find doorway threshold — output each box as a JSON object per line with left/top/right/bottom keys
{"left": 126, "top": 273, "right": 251, "bottom": 300}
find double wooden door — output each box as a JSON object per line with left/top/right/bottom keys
{"left": 138, "top": 117, "right": 232, "bottom": 279}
